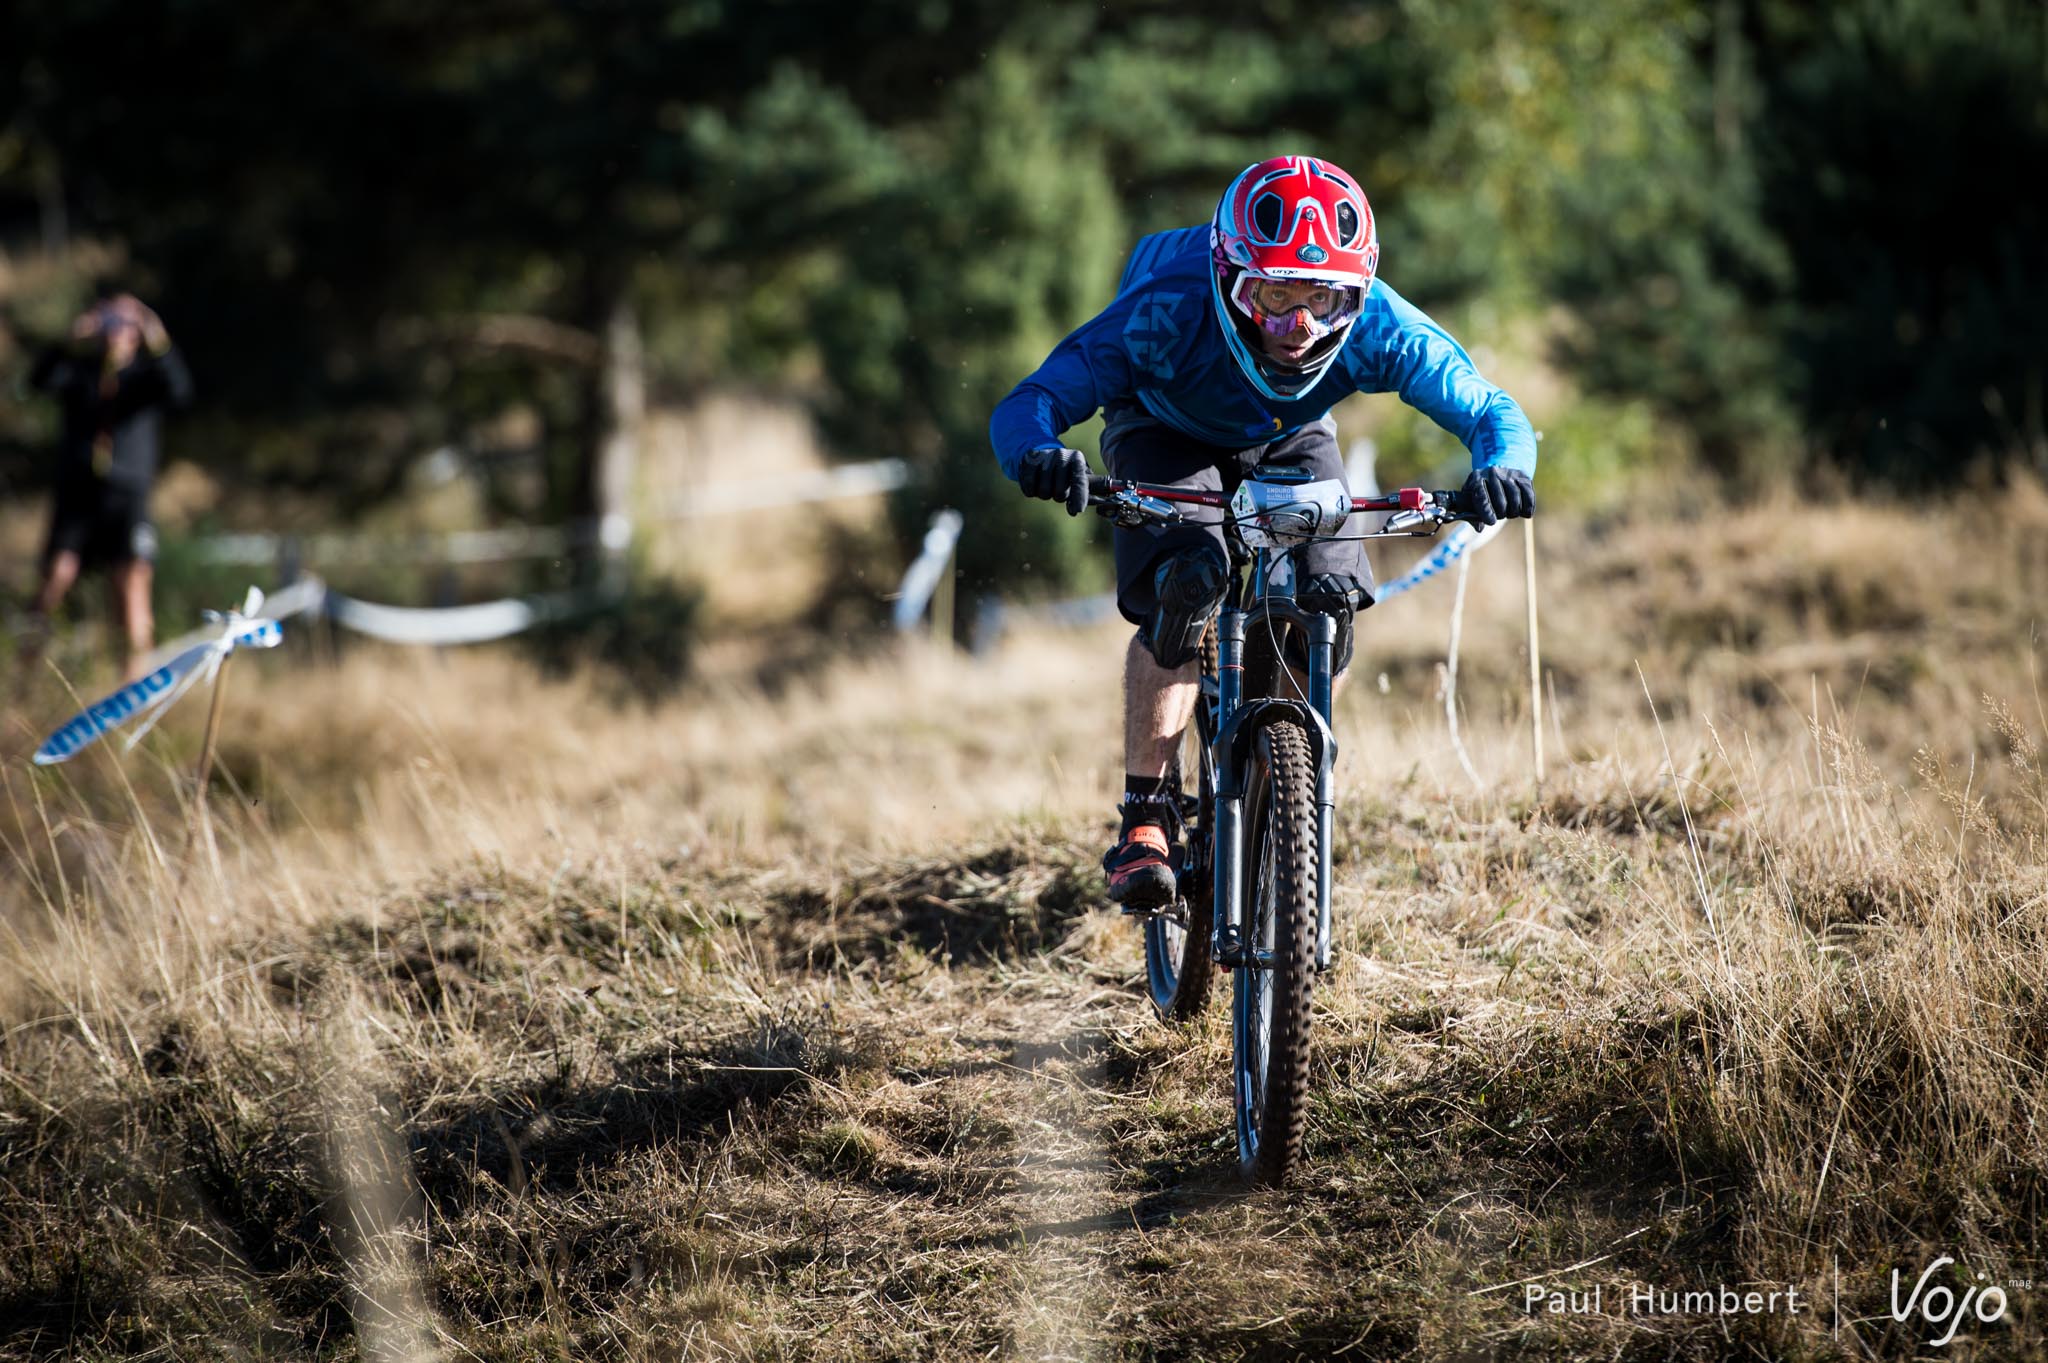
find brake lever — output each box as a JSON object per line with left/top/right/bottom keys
{"left": 1345, "top": 503, "right": 1461, "bottom": 539}
{"left": 1105, "top": 492, "right": 1181, "bottom": 528}
{"left": 1379, "top": 509, "right": 1435, "bottom": 534}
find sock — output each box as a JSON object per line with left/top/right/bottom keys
{"left": 1119, "top": 773, "right": 1179, "bottom": 832}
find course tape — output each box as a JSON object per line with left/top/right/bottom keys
{"left": 676, "top": 458, "right": 908, "bottom": 518}
{"left": 323, "top": 588, "right": 596, "bottom": 645}
{"left": 35, "top": 605, "right": 283, "bottom": 765}
{"left": 46, "top": 575, "right": 609, "bottom": 766}
{"left": 140, "top": 573, "right": 602, "bottom": 658}
{"left": 193, "top": 459, "right": 912, "bottom": 565}
{"left": 1371, "top": 520, "right": 1503, "bottom": 605}
{"left": 131, "top": 574, "right": 331, "bottom": 677}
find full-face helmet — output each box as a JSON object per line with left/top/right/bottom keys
{"left": 1210, "top": 155, "right": 1378, "bottom": 400}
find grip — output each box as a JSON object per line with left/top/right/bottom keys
{"left": 1436, "top": 487, "right": 1479, "bottom": 520}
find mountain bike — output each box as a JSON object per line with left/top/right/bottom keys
{"left": 1089, "top": 468, "right": 1475, "bottom": 1185}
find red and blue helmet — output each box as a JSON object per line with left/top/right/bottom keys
{"left": 1210, "top": 155, "right": 1379, "bottom": 400}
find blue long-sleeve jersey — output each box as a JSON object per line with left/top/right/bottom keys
{"left": 989, "top": 225, "right": 1537, "bottom": 481}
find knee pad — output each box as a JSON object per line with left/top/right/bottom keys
{"left": 1143, "top": 546, "right": 1229, "bottom": 669}
{"left": 1286, "top": 574, "right": 1362, "bottom": 676}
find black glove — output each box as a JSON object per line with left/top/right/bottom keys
{"left": 1460, "top": 466, "right": 1535, "bottom": 525}
{"left": 1019, "top": 445, "right": 1090, "bottom": 517}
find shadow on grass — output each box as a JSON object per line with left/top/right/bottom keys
{"left": 409, "top": 1016, "right": 870, "bottom": 1204}
{"left": 766, "top": 844, "right": 1099, "bottom": 969}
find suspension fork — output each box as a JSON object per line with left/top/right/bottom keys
{"left": 1306, "top": 612, "right": 1337, "bottom": 972}
{"left": 1210, "top": 609, "right": 1246, "bottom": 963}
{"left": 1209, "top": 610, "right": 1341, "bottom": 970}
{"left": 1267, "top": 548, "right": 1337, "bottom": 969}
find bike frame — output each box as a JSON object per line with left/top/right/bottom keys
{"left": 1092, "top": 473, "right": 1458, "bottom": 975}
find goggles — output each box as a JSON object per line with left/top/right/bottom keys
{"left": 1231, "top": 272, "right": 1363, "bottom": 340}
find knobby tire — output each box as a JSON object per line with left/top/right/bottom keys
{"left": 1234, "top": 719, "right": 1318, "bottom": 1186}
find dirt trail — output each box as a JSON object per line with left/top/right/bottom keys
{"left": 994, "top": 984, "right": 1120, "bottom": 1363}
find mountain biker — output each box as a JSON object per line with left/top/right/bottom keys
{"left": 988, "top": 154, "right": 1538, "bottom": 911}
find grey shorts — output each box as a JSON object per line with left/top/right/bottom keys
{"left": 1101, "top": 402, "right": 1371, "bottom": 627}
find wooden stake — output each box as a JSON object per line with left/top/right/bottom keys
{"left": 1524, "top": 518, "right": 1545, "bottom": 789}
{"left": 1444, "top": 548, "right": 1483, "bottom": 790}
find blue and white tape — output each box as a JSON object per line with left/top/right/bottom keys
{"left": 1372, "top": 520, "right": 1503, "bottom": 605}
{"left": 130, "top": 575, "right": 328, "bottom": 677}
{"left": 34, "top": 604, "right": 284, "bottom": 766}
{"left": 133, "top": 573, "right": 606, "bottom": 660}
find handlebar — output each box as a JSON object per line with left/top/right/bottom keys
{"left": 1084, "top": 474, "right": 1228, "bottom": 508}
{"left": 1085, "top": 474, "right": 1481, "bottom": 536}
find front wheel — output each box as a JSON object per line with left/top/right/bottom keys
{"left": 1233, "top": 719, "right": 1319, "bottom": 1185}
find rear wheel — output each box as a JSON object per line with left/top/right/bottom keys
{"left": 1233, "top": 719, "right": 1318, "bottom": 1185}
{"left": 1145, "top": 631, "right": 1216, "bottom": 1020}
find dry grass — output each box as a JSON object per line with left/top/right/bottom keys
{"left": 2, "top": 486, "right": 2046, "bottom": 1360}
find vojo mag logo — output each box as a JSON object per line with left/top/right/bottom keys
{"left": 1891, "top": 1255, "right": 2016, "bottom": 1347}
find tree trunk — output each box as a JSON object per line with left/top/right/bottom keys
{"left": 577, "top": 281, "right": 643, "bottom": 589}
{"left": 1714, "top": 0, "right": 1743, "bottom": 163}
{"left": 37, "top": 151, "right": 67, "bottom": 256}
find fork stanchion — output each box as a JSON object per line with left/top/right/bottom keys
{"left": 1306, "top": 612, "right": 1337, "bottom": 970}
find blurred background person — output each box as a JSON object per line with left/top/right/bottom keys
{"left": 19, "top": 283, "right": 191, "bottom": 683}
